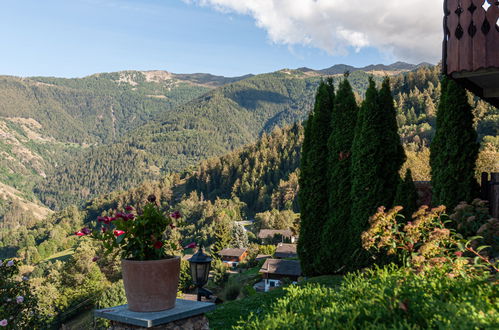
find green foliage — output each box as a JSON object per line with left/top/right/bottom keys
{"left": 393, "top": 169, "right": 418, "bottom": 220}
{"left": 322, "top": 77, "right": 358, "bottom": 274}
{"left": 298, "top": 79, "right": 335, "bottom": 276}
{"left": 349, "top": 78, "right": 404, "bottom": 270}
{"left": 0, "top": 259, "right": 40, "bottom": 329}
{"left": 254, "top": 209, "right": 299, "bottom": 232}
{"left": 234, "top": 266, "right": 498, "bottom": 329}
{"left": 430, "top": 78, "right": 480, "bottom": 210}
{"left": 178, "top": 259, "right": 194, "bottom": 292}
{"left": 231, "top": 223, "right": 249, "bottom": 249}
{"left": 96, "top": 280, "right": 126, "bottom": 309}
{"left": 220, "top": 279, "right": 242, "bottom": 302}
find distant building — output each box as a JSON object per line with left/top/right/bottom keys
{"left": 219, "top": 248, "right": 248, "bottom": 267}
{"left": 258, "top": 229, "right": 297, "bottom": 244}
{"left": 255, "top": 254, "right": 271, "bottom": 262}
{"left": 274, "top": 243, "right": 297, "bottom": 259}
{"left": 259, "top": 259, "right": 302, "bottom": 292}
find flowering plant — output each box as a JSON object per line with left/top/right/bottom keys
{"left": 361, "top": 205, "right": 498, "bottom": 277}
{"left": 0, "top": 259, "right": 39, "bottom": 329}
{"left": 76, "top": 195, "right": 184, "bottom": 261}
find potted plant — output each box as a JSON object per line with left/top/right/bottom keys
{"left": 76, "top": 195, "right": 184, "bottom": 312}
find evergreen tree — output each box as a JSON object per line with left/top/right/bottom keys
{"left": 231, "top": 223, "right": 249, "bottom": 248}
{"left": 393, "top": 169, "right": 418, "bottom": 220}
{"left": 430, "top": 78, "right": 479, "bottom": 210}
{"left": 378, "top": 78, "right": 406, "bottom": 208}
{"left": 349, "top": 77, "right": 404, "bottom": 270}
{"left": 298, "top": 79, "right": 335, "bottom": 276}
{"left": 321, "top": 77, "right": 358, "bottom": 274}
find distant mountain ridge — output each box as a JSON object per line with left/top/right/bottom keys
{"left": 0, "top": 62, "right": 436, "bottom": 216}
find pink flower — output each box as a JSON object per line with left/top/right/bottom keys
{"left": 153, "top": 241, "right": 164, "bottom": 249}
{"left": 454, "top": 251, "right": 463, "bottom": 257}
{"left": 0, "top": 319, "right": 7, "bottom": 327}
{"left": 6, "top": 260, "right": 14, "bottom": 267}
{"left": 115, "top": 212, "right": 125, "bottom": 219}
{"left": 16, "top": 296, "right": 24, "bottom": 304}
{"left": 184, "top": 242, "right": 197, "bottom": 249}
{"left": 170, "top": 211, "right": 182, "bottom": 219}
{"left": 125, "top": 206, "right": 134, "bottom": 211}
{"left": 109, "top": 217, "right": 116, "bottom": 222}
{"left": 114, "top": 230, "right": 126, "bottom": 237}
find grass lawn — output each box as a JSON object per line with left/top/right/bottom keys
{"left": 207, "top": 275, "right": 343, "bottom": 330}
{"left": 43, "top": 248, "right": 74, "bottom": 263}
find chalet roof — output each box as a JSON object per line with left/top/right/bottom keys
{"left": 258, "top": 229, "right": 294, "bottom": 239}
{"left": 219, "top": 248, "right": 247, "bottom": 258}
{"left": 259, "top": 259, "right": 302, "bottom": 277}
{"left": 274, "top": 243, "right": 297, "bottom": 258}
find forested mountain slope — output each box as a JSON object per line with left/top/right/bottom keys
{"left": 34, "top": 69, "right": 393, "bottom": 209}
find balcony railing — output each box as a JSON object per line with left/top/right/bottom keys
{"left": 443, "top": 0, "right": 499, "bottom": 107}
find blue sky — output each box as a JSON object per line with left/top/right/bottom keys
{"left": 0, "top": 0, "right": 440, "bottom": 78}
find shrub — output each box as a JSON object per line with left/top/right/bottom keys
{"left": 0, "top": 259, "right": 40, "bottom": 329}
{"left": 221, "top": 280, "right": 242, "bottom": 302}
{"left": 96, "top": 280, "right": 126, "bottom": 309}
{"left": 449, "top": 199, "right": 492, "bottom": 238}
{"left": 236, "top": 266, "right": 499, "bottom": 329}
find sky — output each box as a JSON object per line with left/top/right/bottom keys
{"left": 0, "top": 0, "right": 443, "bottom": 78}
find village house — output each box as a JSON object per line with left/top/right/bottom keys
{"left": 258, "top": 229, "right": 297, "bottom": 244}
{"left": 218, "top": 248, "right": 248, "bottom": 267}
{"left": 274, "top": 243, "right": 298, "bottom": 259}
{"left": 259, "top": 259, "right": 302, "bottom": 292}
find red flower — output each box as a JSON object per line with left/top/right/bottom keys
{"left": 454, "top": 251, "right": 463, "bottom": 257}
{"left": 184, "top": 242, "right": 196, "bottom": 249}
{"left": 115, "top": 212, "right": 125, "bottom": 219}
{"left": 75, "top": 231, "right": 85, "bottom": 236}
{"left": 114, "top": 230, "right": 126, "bottom": 237}
{"left": 170, "top": 211, "right": 182, "bottom": 219}
{"left": 125, "top": 206, "right": 134, "bottom": 211}
{"left": 102, "top": 227, "right": 108, "bottom": 233}
{"left": 97, "top": 216, "right": 106, "bottom": 222}
{"left": 126, "top": 213, "right": 135, "bottom": 220}
{"left": 153, "top": 241, "right": 164, "bottom": 249}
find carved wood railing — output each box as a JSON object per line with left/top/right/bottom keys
{"left": 443, "top": 0, "right": 499, "bottom": 75}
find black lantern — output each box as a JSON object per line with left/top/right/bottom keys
{"left": 188, "top": 246, "right": 212, "bottom": 301}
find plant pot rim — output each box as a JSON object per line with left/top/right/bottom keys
{"left": 122, "top": 256, "right": 180, "bottom": 263}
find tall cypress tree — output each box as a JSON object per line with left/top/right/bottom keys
{"left": 320, "top": 77, "right": 358, "bottom": 274}
{"left": 298, "top": 79, "right": 334, "bottom": 276}
{"left": 349, "top": 77, "right": 404, "bottom": 269}
{"left": 378, "top": 77, "right": 406, "bottom": 208}
{"left": 430, "top": 78, "right": 479, "bottom": 210}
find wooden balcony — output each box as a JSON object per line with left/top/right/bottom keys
{"left": 443, "top": 0, "right": 499, "bottom": 107}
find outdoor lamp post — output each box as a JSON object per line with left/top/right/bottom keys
{"left": 188, "top": 246, "right": 212, "bottom": 301}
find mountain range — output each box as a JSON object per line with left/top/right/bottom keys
{"left": 0, "top": 61, "right": 497, "bottom": 227}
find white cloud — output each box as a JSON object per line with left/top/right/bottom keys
{"left": 184, "top": 0, "right": 443, "bottom": 63}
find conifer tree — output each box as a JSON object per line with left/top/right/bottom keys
{"left": 298, "top": 79, "right": 334, "bottom": 276}
{"left": 320, "top": 76, "right": 358, "bottom": 274}
{"left": 430, "top": 78, "right": 479, "bottom": 210}
{"left": 349, "top": 77, "right": 404, "bottom": 269}
{"left": 393, "top": 169, "right": 418, "bottom": 220}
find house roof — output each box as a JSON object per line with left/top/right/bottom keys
{"left": 219, "top": 248, "right": 247, "bottom": 258}
{"left": 256, "top": 254, "right": 271, "bottom": 260}
{"left": 274, "top": 243, "right": 297, "bottom": 258}
{"left": 258, "top": 229, "right": 294, "bottom": 239}
{"left": 259, "top": 259, "right": 302, "bottom": 277}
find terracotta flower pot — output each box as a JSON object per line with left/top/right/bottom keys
{"left": 121, "top": 257, "right": 181, "bottom": 312}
